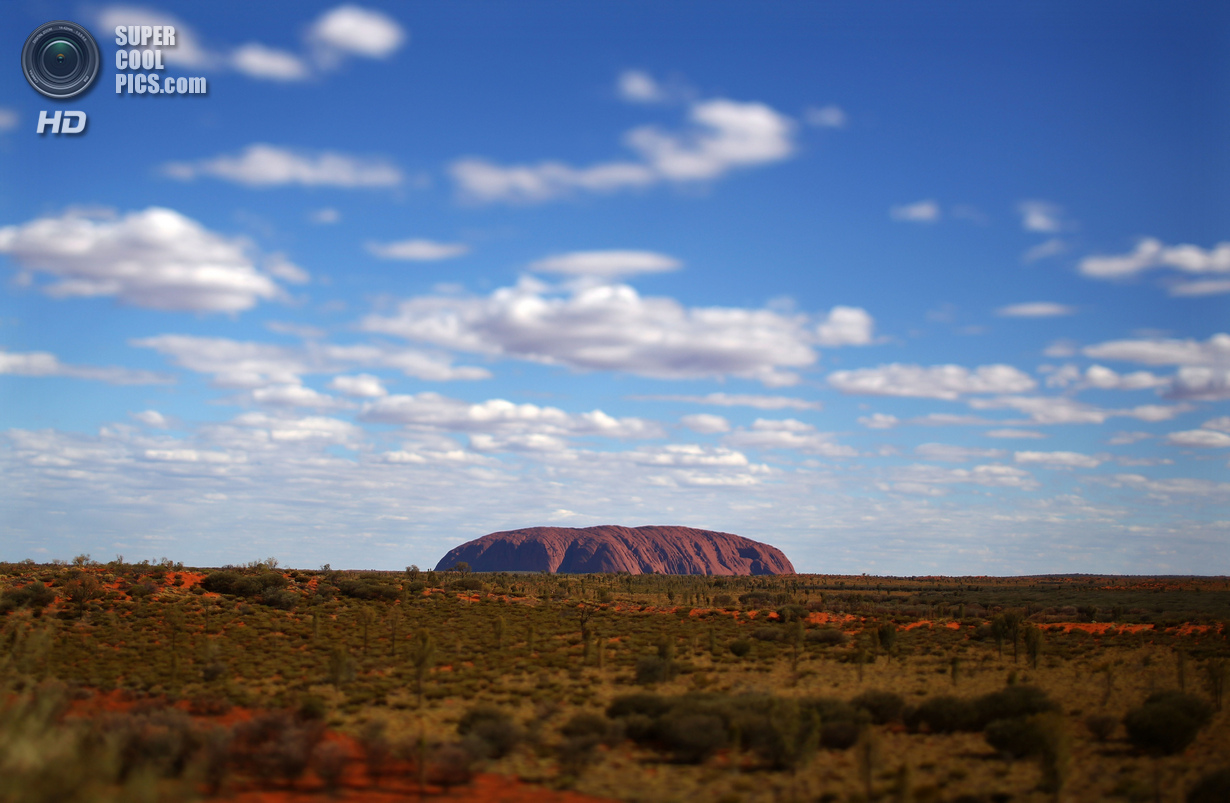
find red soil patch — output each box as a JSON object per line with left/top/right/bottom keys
{"left": 213, "top": 771, "right": 616, "bottom": 802}
{"left": 805, "top": 611, "right": 862, "bottom": 628}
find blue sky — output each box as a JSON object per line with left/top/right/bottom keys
{"left": 1, "top": 1, "right": 1227, "bottom": 573}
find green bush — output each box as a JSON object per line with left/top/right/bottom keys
{"left": 0, "top": 582, "right": 55, "bottom": 613}
{"left": 457, "top": 704, "right": 521, "bottom": 759}
{"left": 852, "top": 690, "right": 905, "bottom": 724}
{"left": 973, "top": 685, "right": 1059, "bottom": 728}
{"left": 636, "top": 655, "right": 675, "bottom": 685}
{"left": 658, "top": 711, "right": 728, "bottom": 763}
{"left": 985, "top": 715, "right": 1046, "bottom": 759}
{"left": 1124, "top": 691, "right": 1213, "bottom": 756}
{"left": 752, "top": 626, "right": 784, "bottom": 642}
{"left": 334, "top": 578, "right": 399, "bottom": 601}
{"left": 729, "top": 639, "right": 752, "bottom": 657}
{"left": 905, "top": 695, "right": 980, "bottom": 733}
{"left": 806, "top": 627, "right": 848, "bottom": 646}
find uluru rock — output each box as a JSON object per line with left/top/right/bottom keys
{"left": 434, "top": 525, "right": 794, "bottom": 575}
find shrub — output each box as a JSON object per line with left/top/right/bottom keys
{"left": 607, "top": 693, "right": 671, "bottom": 721}
{"left": 729, "top": 639, "right": 752, "bottom": 657}
{"left": 335, "top": 578, "right": 399, "bottom": 601}
{"left": 852, "top": 690, "right": 905, "bottom": 725}
{"left": 258, "top": 588, "right": 297, "bottom": 610}
{"left": 426, "top": 743, "right": 473, "bottom": 792}
{"left": 457, "top": 705, "right": 521, "bottom": 759}
{"left": 311, "top": 741, "right": 348, "bottom": 792}
{"left": 658, "top": 712, "right": 728, "bottom": 763}
{"left": 986, "top": 716, "right": 1046, "bottom": 759}
{"left": 1188, "top": 767, "right": 1230, "bottom": 803}
{"left": 806, "top": 627, "right": 848, "bottom": 646}
{"left": 1085, "top": 714, "right": 1117, "bottom": 742}
{"left": 1124, "top": 691, "right": 1213, "bottom": 756}
{"left": 0, "top": 582, "right": 55, "bottom": 613}
{"left": 973, "top": 685, "right": 1058, "bottom": 728}
{"left": 906, "top": 695, "right": 980, "bottom": 733}
{"left": 752, "top": 626, "right": 784, "bottom": 642}
{"left": 635, "top": 655, "right": 674, "bottom": 686}
{"left": 820, "top": 719, "right": 863, "bottom": 750}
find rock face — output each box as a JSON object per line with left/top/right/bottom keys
{"left": 433, "top": 525, "right": 794, "bottom": 576}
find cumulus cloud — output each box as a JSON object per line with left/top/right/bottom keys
{"left": 1168, "top": 367, "right": 1230, "bottom": 400}
{"left": 310, "top": 4, "right": 406, "bottom": 62}
{"left": 164, "top": 144, "right": 403, "bottom": 188}
{"left": 367, "top": 239, "right": 470, "bottom": 261}
{"left": 1083, "top": 333, "right": 1230, "bottom": 366}
{"left": 632, "top": 393, "right": 822, "bottom": 411}
{"left": 858, "top": 413, "right": 899, "bottom": 430}
{"left": 1022, "top": 238, "right": 1067, "bottom": 263}
{"left": 617, "top": 70, "right": 668, "bottom": 103}
{"left": 969, "top": 395, "right": 1187, "bottom": 425}
{"left": 1168, "top": 279, "right": 1230, "bottom": 297}
{"left": 805, "top": 105, "right": 847, "bottom": 128}
{"left": 0, "top": 207, "right": 286, "bottom": 313}
{"left": 132, "top": 334, "right": 488, "bottom": 387}
{"left": 1166, "top": 429, "right": 1230, "bottom": 448}
{"left": 986, "top": 429, "right": 1047, "bottom": 439}
{"left": 362, "top": 278, "right": 870, "bottom": 386}
{"left": 680, "top": 413, "right": 730, "bottom": 434}
{"left": 231, "top": 43, "right": 310, "bottom": 81}
{"left": 1202, "top": 416, "right": 1230, "bottom": 433}
{"left": 889, "top": 200, "right": 940, "bottom": 223}
{"left": 132, "top": 410, "right": 169, "bottom": 428}
{"left": 529, "top": 250, "right": 681, "bottom": 279}
{"left": 328, "top": 374, "right": 387, "bottom": 398}
{"left": 1044, "top": 364, "right": 1169, "bottom": 392}
{"left": 996, "top": 302, "right": 1076, "bottom": 318}
{"left": 1080, "top": 238, "right": 1230, "bottom": 280}
{"left": 887, "top": 463, "right": 1038, "bottom": 492}
{"left": 0, "top": 349, "right": 171, "bottom": 385}
{"left": 828, "top": 363, "right": 1035, "bottom": 400}
{"left": 724, "top": 419, "right": 857, "bottom": 457}
{"left": 815, "top": 306, "right": 875, "bottom": 346}
{"left": 359, "top": 392, "right": 661, "bottom": 449}
{"left": 915, "top": 443, "right": 1006, "bottom": 462}
{"left": 1014, "top": 450, "right": 1101, "bottom": 469}
{"left": 451, "top": 97, "right": 795, "bottom": 203}
{"left": 1018, "top": 200, "right": 1066, "bottom": 233}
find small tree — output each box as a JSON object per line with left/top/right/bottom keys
{"left": 1205, "top": 659, "right": 1227, "bottom": 711}
{"left": 1024, "top": 625, "right": 1043, "bottom": 670}
{"left": 409, "top": 630, "right": 435, "bottom": 707}
{"left": 1125, "top": 692, "right": 1214, "bottom": 803}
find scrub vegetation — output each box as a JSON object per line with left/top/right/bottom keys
{"left": 2, "top": 556, "right": 1228, "bottom": 802}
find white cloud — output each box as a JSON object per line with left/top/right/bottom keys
{"left": 1168, "top": 367, "right": 1230, "bottom": 401}
{"left": 889, "top": 200, "right": 940, "bottom": 223}
{"left": 367, "top": 239, "right": 470, "bottom": 261}
{"left": 1079, "top": 238, "right": 1230, "bottom": 280}
{"left": 264, "top": 255, "right": 310, "bottom": 284}
{"left": 1169, "top": 279, "right": 1230, "bottom": 297}
{"left": 815, "top": 306, "right": 875, "bottom": 346}
{"left": 617, "top": 70, "right": 667, "bottom": 103}
{"left": 1108, "top": 431, "right": 1152, "bottom": 445}
{"left": 724, "top": 419, "right": 857, "bottom": 457}
{"left": 359, "top": 392, "right": 662, "bottom": 446}
{"left": 970, "top": 395, "right": 1187, "bottom": 425}
{"left": 915, "top": 443, "right": 1006, "bottom": 462}
{"left": 1166, "top": 429, "right": 1230, "bottom": 448}
{"left": 1022, "top": 238, "right": 1067, "bottom": 263}
{"left": 529, "top": 250, "right": 681, "bottom": 279}
{"left": 451, "top": 97, "right": 795, "bottom": 203}
{"left": 231, "top": 43, "right": 310, "bottom": 81}
{"left": 232, "top": 411, "right": 362, "bottom": 445}
{"left": 0, "top": 207, "right": 284, "bottom": 313}
{"left": 361, "top": 278, "right": 865, "bottom": 385}
{"left": 132, "top": 334, "right": 489, "bottom": 387}
{"left": 310, "top": 208, "right": 340, "bottom": 224}
{"left": 132, "top": 410, "right": 169, "bottom": 428}
{"left": 246, "top": 383, "right": 344, "bottom": 410}
{"left": 805, "top": 105, "right": 847, "bottom": 128}
{"left": 310, "top": 4, "right": 406, "bottom": 61}
{"left": 1014, "top": 450, "right": 1101, "bottom": 469}
{"left": 0, "top": 349, "right": 170, "bottom": 385}
{"left": 1018, "top": 200, "right": 1066, "bottom": 233}
{"left": 1201, "top": 416, "right": 1230, "bottom": 433}
{"left": 164, "top": 144, "right": 403, "bottom": 188}
{"left": 1081, "top": 365, "right": 1169, "bottom": 391}
{"left": 986, "top": 429, "right": 1047, "bottom": 439}
{"left": 858, "top": 413, "right": 899, "bottom": 430}
{"left": 1083, "top": 333, "right": 1230, "bottom": 368}
{"left": 0, "top": 108, "right": 18, "bottom": 133}
{"left": 632, "top": 393, "right": 822, "bottom": 411}
{"left": 680, "top": 413, "right": 730, "bottom": 434}
{"left": 328, "top": 374, "right": 387, "bottom": 398}
{"left": 888, "top": 463, "right": 1038, "bottom": 491}
{"left": 1044, "top": 339, "right": 1079, "bottom": 358}
{"left": 828, "top": 363, "right": 1036, "bottom": 400}
{"left": 996, "top": 302, "right": 1076, "bottom": 318}
{"left": 266, "top": 321, "right": 326, "bottom": 339}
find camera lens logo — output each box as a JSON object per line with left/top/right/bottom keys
{"left": 22, "top": 21, "right": 100, "bottom": 99}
